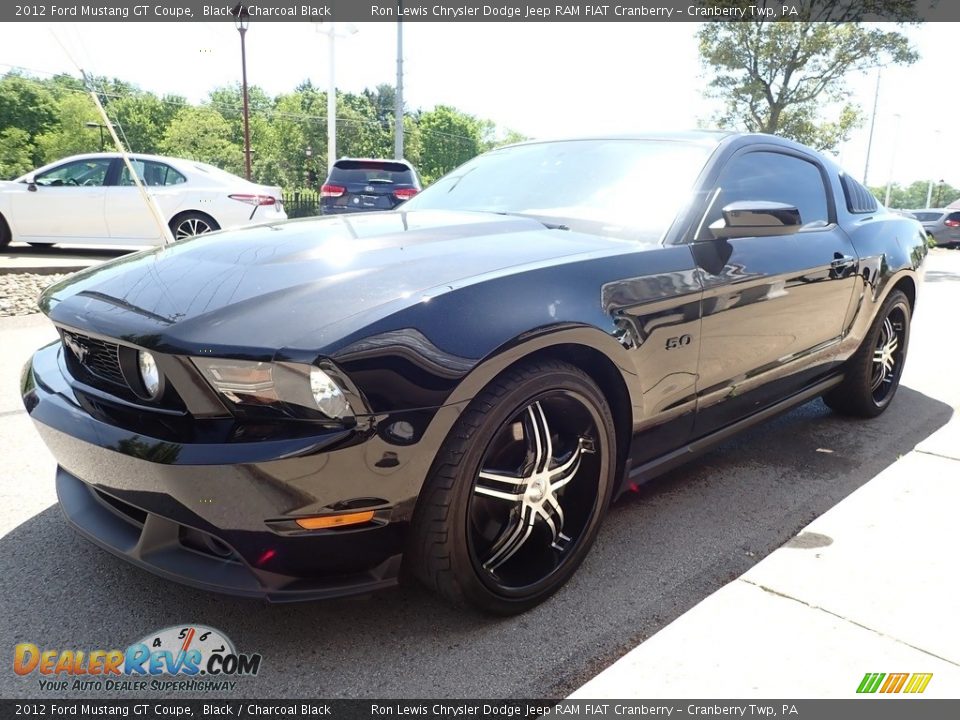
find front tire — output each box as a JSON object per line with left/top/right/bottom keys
{"left": 407, "top": 359, "right": 617, "bottom": 615}
{"left": 824, "top": 289, "right": 911, "bottom": 418}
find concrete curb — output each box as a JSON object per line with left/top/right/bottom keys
{"left": 571, "top": 418, "right": 960, "bottom": 699}
{"left": 0, "top": 264, "right": 89, "bottom": 276}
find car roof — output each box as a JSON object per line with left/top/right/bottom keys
{"left": 50, "top": 152, "right": 190, "bottom": 164}
{"left": 499, "top": 130, "right": 733, "bottom": 147}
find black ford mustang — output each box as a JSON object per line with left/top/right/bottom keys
{"left": 22, "top": 132, "right": 926, "bottom": 614}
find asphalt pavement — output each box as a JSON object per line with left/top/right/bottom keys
{"left": 0, "top": 249, "right": 958, "bottom": 700}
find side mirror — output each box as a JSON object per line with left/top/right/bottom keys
{"left": 708, "top": 201, "right": 802, "bottom": 240}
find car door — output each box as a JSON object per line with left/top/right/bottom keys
{"left": 689, "top": 147, "right": 860, "bottom": 437}
{"left": 10, "top": 158, "right": 111, "bottom": 241}
{"left": 104, "top": 159, "right": 187, "bottom": 242}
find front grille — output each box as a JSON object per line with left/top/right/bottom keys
{"left": 61, "top": 330, "right": 125, "bottom": 386}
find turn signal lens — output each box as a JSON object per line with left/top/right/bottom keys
{"left": 295, "top": 511, "right": 375, "bottom": 530}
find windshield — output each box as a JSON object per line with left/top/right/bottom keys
{"left": 402, "top": 139, "right": 713, "bottom": 240}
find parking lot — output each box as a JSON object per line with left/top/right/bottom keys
{"left": 1, "top": 248, "right": 958, "bottom": 699}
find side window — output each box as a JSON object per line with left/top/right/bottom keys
{"left": 701, "top": 151, "right": 830, "bottom": 238}
{"left": 35, "top": 159, "right": 112, "bottom": 187}
{"left": 119, "top": 160, "right": 187, "bottom": 187}
{"left": 118, "top": 159, "right": 146, "bottom": 186}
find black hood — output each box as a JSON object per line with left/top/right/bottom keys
{"left": 42, "top": 210, "right": 635, "bottom": 356}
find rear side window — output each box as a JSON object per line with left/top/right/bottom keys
{"left": 704, "top": 150, "right": 830, "bottom": 234}
{"left": 329, "top": 160, "right": 417, "bottom": 186}
{"left": 839, "top": 174, "right": 879, "bottom": 214}
{"left": 120, "top": 160, "right": 186, "bottom": 187}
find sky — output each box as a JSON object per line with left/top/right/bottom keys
{"left": 1, "top": 20, "right": 957, "bottom": 191}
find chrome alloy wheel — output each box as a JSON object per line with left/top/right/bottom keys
{"left": 870, "top": 305, "right": 906, "bottom": 405}
{"left": 467, "top": 392, "right": 602, "bottom": 593}
{"left": 175, "top": 216, "right": 214, "bottom": 240}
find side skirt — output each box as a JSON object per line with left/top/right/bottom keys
{"left": 619, "top": 375, "right": 844, "bottom": 494}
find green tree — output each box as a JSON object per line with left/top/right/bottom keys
{"left": 0, "top": 127, "right": 36, "bottom": 179}
{"left": 698, "top": 1, "right": 918, "bottom": 152}
{"left": 871, "top": 181, "right": 960, "bottom": 209}
{"left": 417, "top": 105, "right": 485, "bottom": 183}
{"left": 0, "top": 73, "right": 58, "bottom": 141}
{"left": 106, "top": 92, "right": 184, "bottom": 154}
{"left": 159, "top": 106, "right": 243, "bottom": 174}
{"left": 34, "top": 94, "right": 101, "bottom": 161}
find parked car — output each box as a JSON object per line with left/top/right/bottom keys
{"left": 319, "top": 158, "right": 420, "bottom": 215}
{"left": 22, "top": 132, "right": 926, "bottom": 614}
{"left": 0, "top": 153, "right": 286, "bottom": 248}
{"left": 905, "top": 208, "right": 960, "bottom": 247}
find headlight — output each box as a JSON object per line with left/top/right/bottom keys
{"left": 192, "top": 358, "right": 353, "bottom": 420}
{"left": 310, "top": 367, "right": 351, "bottom": 419}
{"left": 138, "top": 351, "right": 161, "bottom": 399}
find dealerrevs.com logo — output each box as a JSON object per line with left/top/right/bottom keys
{"left": 13, "top": 625, "right": 262, "bottom": 693}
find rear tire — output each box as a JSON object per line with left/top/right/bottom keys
{"left": 169, "top": 212, "right": 219, "bottom": 241}
{"left": 0, "top": 213, "right": 11, "bottom": 249}
{"left": 407, "top": 359, "right": 617, "bottom": 615}
{"left": 823, "top": 289, "right": 910, "bottom": 418}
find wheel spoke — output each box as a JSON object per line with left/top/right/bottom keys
{"left": 544, "top": 492, "right": 565, "bottom": 527}
{"left": 525, "top": 402, "right": 553, "bottom": 474}
{"left": 483, "top": 504, "right": 535, "bottom": 571}
{"left": 474, "top": 485, "right": 525, "bottom": 502}
{"left": 478, "top": 470, "right": 526, "bottom": 486}
{"left": 548, "top": 437, "right": 592, "bottom": 492}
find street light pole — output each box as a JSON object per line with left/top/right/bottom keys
{"left": 328, "top": 23, "right": 337, "bottom": 174}
{"left": 85, "top": 122, "right": 105, "bottom": 151}
{"left": 863, "top": 68, "right": 881, "bottom": 185}
{"left": 315, "top": 22, "right": 358, "bottom": 175}
{"left": 232, "top": 3, "right": 253, "bottom": 181}
{"left": 883, "top": 112, "right": 901, "bottom": 208}
{"left": 926, "top": 129, "right": 942, "bottom": 208}
{"left": 394, "top": 9, "right": 404, "bottom": 160}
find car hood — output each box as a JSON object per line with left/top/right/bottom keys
{"left": 42, "top": 210, "right": 637, "bottom": 356}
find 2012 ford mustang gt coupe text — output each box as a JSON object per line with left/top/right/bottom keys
{"left": 22, "top": 132, "right": 926, "bottom": 614}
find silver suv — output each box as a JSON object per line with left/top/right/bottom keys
{"left": 908, "top": 209, "right": 960, "bottom": 248}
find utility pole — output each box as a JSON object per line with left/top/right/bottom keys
{"left": 884, "top": 113, "right": 902, "bottom": 208}
{"left": 862, "top": 68, "right": 881, "bottom": 186}
{"left": 394, "top": 10, "right": 404, "bottom": 160}
{"left": 926, "top": 129, "right": 941, "bottom": 208}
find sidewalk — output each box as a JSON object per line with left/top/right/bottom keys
{"left": 572, "top": 418, "right": 960, "bottom": 699}
{"left": 0, "top": 244, "right": 129, "bottom": 275}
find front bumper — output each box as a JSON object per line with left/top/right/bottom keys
{"left": 22, "top": 341, "right": 456, "bottom": 602}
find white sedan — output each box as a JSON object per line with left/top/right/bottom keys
{"left": 0, "top": 153, "right": 286, "bottom": 248}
